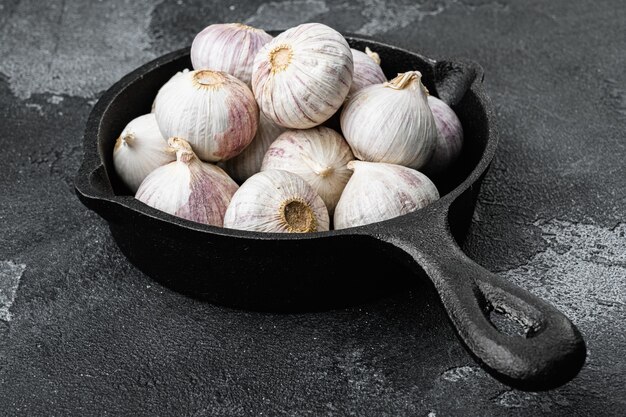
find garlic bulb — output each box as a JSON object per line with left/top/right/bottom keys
{"left": 334, "top": 160, "right": 439, "bottom": 229}
{"left": 251, "top": 22, "right": 353, "bottom": 129}
{"left": 261, "top": 126, "right": 353, "bottom": 215}
{"left": 223, "top": 169, "right": 329, "bottom": 233}
{"left": 422, "top": 95, "right": 464, "bottom": 175}
{"left": 349, "top": 47, "right": 386, "bottom": 95}
{"left": 340, "top": 71, "right": 438, "bottom": 170}
{"left": 191, "top": 23, "right": 273, "bottom": 87}
{"left": 221, "top": 113, "right": 287, "bottom": 183}
{"left": 113, "top": 113, "right": 175, "bottom": 193}
{"left": 135, "top": 137, "right": 238, "bottom": 226}
{"left": 153, "top": 69, "right": 259, "bottom": 162}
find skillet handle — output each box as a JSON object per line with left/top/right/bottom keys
{"left": 380, "top": 226, "right": 586, "bottom": 391}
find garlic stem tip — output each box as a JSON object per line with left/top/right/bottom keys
{"left": 232, "top": 23, "right": 256, "bottom": 30}
{"left": 167, "top": 137, "right": 196, "bottom": 162}
{"left": 385, "top": 71, "right": 423, "bottom": 90}
{"left": 120, "top": 133, "right": 135, "bottom": 146}
{"left": 269, "top": 44, "right": 293, "bottom": 73}
{"left": 316, "top": 166, "right": 334, "bottom": 178}
{"left": 281, "top": 199, "right": 317, "bottom": 233}
{"left": 365, "top": 46, "right": 381, "bottom": 65}
{"left": 192, "top": 70, "right": 225, "bottom": 89}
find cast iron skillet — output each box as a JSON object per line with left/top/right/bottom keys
{"left": 74, "top": 33, "right": 586, "bottom": 391}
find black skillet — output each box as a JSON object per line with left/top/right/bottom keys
{"left": 74, "top": 34, "right": 586, "bottom": 391}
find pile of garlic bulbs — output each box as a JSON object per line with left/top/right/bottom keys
{"left": 113, "top": 22, "right": 464, "bottom": 233}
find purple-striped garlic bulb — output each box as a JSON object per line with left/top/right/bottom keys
{"left": 349, "top": 47, "right": 387, "bottom": 96}
{"left": 190, "top": 23, "right": 273, "bottom": 87}
{"left": 422, "top": 95, "right": 464, "bottom": 175}
{"left": 251, "top": 23, "right": 353, "bottom": 129}
{"left": 113, "top": 113, "right": 175, "bottom": 193}
{"left": 340, "top": 71, "right": 437, "bottom": 170}
{"left": 334, "top": 160, "right": 439, "bottom": 229}
{"left": 221, "top": 113, "right": 287, "bottom": 184}
{"left": 261, "top": 126, "right": 354, "bottom": 215}
{"left": 223, "top": 170, "right": 329, "bottom": 233}
{"left": 135, "top": 137, "right": 239, "bottom": 227}
{"left": 153, "top": 69, "right": 259, "bottom": 162}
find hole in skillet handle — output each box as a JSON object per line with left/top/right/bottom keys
{"left": 488, "top": 305, "right": 536, "bottom": 338}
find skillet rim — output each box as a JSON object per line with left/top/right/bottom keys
{"left": 74, "top": 35, "right": 498, "bottom": 241}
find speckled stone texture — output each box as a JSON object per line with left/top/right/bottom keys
{"left": 0, "top": 0, "right": 624, "bottom": 416}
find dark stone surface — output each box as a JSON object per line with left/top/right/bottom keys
{"left": 0, "top": 0, "right": 624, "bottom": 416}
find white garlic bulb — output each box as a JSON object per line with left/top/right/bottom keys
{"left": 135, "top": 137, "right": 239, "bottom": 227}
{"left": 113, "top": 113, "right": 175, "bottom": 193}
{"left": 349, "top": 47, "right": 386, "bottom": 95}
{"left": 340, "top": 71, "right": 438, "bottom": 170}
{"left": 224, "top": 170, "right": 329, "bottom": 233}
{"left": 191, "top": 23, "right": 273, "bottom": 87}
{"left": 221, "top": 113, "right": 287, "bottom": 183}
{"left": 422, "top": 95, "right": 464, "bottom": 175}
{"left": 153, "top": 69, "right": 259, "bottom": 162}
{"left": 261, "top": 126, "right": 353, "bottom": 215}
{"left": 251, "top": 22, "right": 353, "bottom": 129}
{"left": 334, "top": 160, "right": 439, "bottom": 230}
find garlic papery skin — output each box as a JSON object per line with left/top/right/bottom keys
{"left": 261, "top": 126, "right": 354, "bottom": 215}
{"left": 334, "top": 160, "right": 439, "bottom": 230}
{"left": 191, "top": 23, "right": 273, "bottom": 87}
{"left": 113, "top": 113, "right": 175, "bottom": 193}
{"left": 221, "top": 113, "right": 287, "bottom": 183}
{"left": 422, "top": 95, "right": 464, "bottom": 175}
{"left": 151, "top": 69, "right": 190, "bottom": 112}
{"left": 251, "top": 22, "right": 353, "bottom": 129}
{"left": 153, "top": 69, "right": 259, "bottom": 162}
{"left": 340, "top": 71, "right": 438, "bottom": 170}
{"left": 223, "top": 169, "right": 329, "bottom": 233}
{"left": 349, "top": 47, "right": 386, "bottom": 96}
{"left": 135, "top": 137, "right": 239, "bottom": 227}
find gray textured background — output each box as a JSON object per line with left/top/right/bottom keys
{"left": 1, "top": 0, "right": 625, "bottom": 416}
